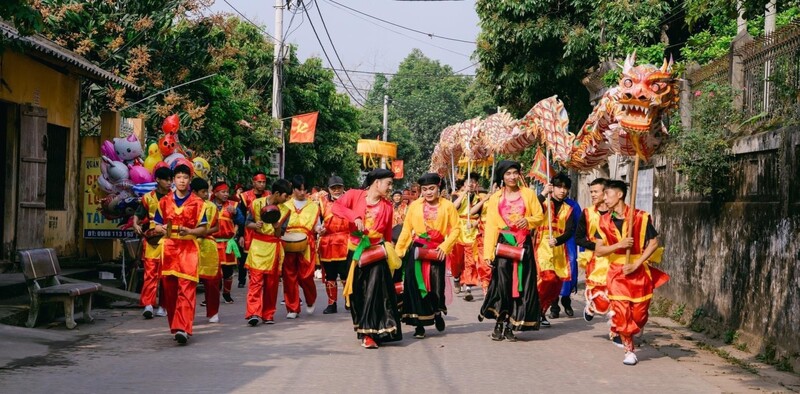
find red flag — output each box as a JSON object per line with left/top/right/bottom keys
{"left": 392, "top": 160, "right": 404, "bottom": 179}
{"left": 528, "top": 148, "right": 556, "bottom": 184}
{"left": 289, "top": 112, "right": 318, "bottom": 143}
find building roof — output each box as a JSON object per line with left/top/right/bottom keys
{"left": 0, "top": 20, "right": 140, "bottom": 91}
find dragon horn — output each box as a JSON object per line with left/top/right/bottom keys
{"left": 623, "top": 52, "right": 636, "bottom": 73}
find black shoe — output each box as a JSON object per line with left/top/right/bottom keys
{"left": 237, "top": 283, "right": 245, "bottom": 288}
{"left": 323, "top": 303, "right": 337, "bottom": 314}
{"left": 549, "top": 299, "right": 560, "bottom": 319}
{"left": 503, "top": 326, "right": 517, "bottom": 342}
{"left": 174, "top": 331, "right": 188, "bottom": 345}
{"left": 222, "top": 293, "right": 234, "bottom": 304}
{"left": 434, "top": 314, "right": 445, "bottom": 332}
{"left": 463, "top": 288, "right": 474, "bottom": 302}
{"left": 491, "top": 323, "right": 505, "bottom": 341}
{"left": 453, "top": 279, "right": 461, "bottom": 294}
{"left": 540, "top": 316, "right": 551, "bottom": 327}
{"left": 200, "top": 300, "right": 207, "bottom": 307}
{"left": 248, "top": 317, "right": 259, "bottom": 327}
{"left": 562, "top": 296, "right": 574, "bottom": 317}
{"left": 584, "top": 308, "right": 594, "bottom": 322}
{"left": 549, "top": 310, "right": 559, "bottom": 319}
{"left": 414, "top": 326, "right": 426, "bottom": 339}
{"left": 344, "top": 304, "right": 351, "bottom": 311}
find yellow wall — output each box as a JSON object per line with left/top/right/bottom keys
{"left": 1, "top": 49, "right": 82, "bottom": 257}
{"left": 0, "top": 50, "right": 79, "bottom": 128}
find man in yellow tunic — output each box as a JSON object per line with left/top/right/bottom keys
{"left": 396, "top": 173, "right": 461, "bottom": 339}
{"left": 244, "top": 179, "right": 292, "bottom": 326}
{"left": 281, "top": 175, "right": 321, "bottom": 319}
{"left": 450, "top": 173, "right": 484, "bottom": 301}
{"left": 192, "top": 178, "right": 222, "bottom": 323}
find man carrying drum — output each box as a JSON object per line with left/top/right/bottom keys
{"left": 395, "top": 173, "right": 461, "bottom": 339}
{"left": 244, "top": 179, "right": 292, "bottom": 326}
{"left": 318, "top": 175, "right": 350, "bottom": 314}
{"left": 478, "top": 160, "right": 545, "bottom": 341}
{"left": 281, "top": 175, "right": 321, "bottom": 319}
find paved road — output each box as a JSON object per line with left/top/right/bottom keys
{"left": 0, "top": 278, "right": 796, "bottom": 393}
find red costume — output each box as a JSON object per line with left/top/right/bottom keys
{"left": 281, "top": 198, "right": 321, "bottom": 314}
{"left": 319, "top": 196, "right": 350, "bottom": 307}
{"left": 596, "top": 206, "right": 668, "bottom": 352}
{"left": 244, "top": 196, "right": 288, "bottom": 322}
{"left": 156, "top": 192, "right": 207, "bottom": 336}
{"left": 138, "top": 190, "right": 165, "bottom": 309}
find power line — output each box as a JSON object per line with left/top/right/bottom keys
{"left": 303, "top": 3, "right": 364, "bottom": 106}
{"left": 323, "top": 62, "right": 477, "bottom": 77}
{"left": 312, "top": 0, "right": 368, "bottom": 102}
{"left": 325, "top": 0, "right": 476, "bottom": 44}
{"left": 222, "top": 0, "right": 277, "bottom": 41}
{"left": 322, "top": 0, "right": 472, "bottom": 58}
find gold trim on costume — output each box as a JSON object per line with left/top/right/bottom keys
{"left": 355, "top": 326, "right": 398, "bottom": 335}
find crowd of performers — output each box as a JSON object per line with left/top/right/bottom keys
{"left": 131, "top": 159, "right": 667, "bottom": 366}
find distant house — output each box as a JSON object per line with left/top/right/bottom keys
{"left": 0, "top": 20, "right": 138, "bottom": 262}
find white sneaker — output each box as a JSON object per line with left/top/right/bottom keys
{"left": 155, "top": 306, "right": 167, "bottom": 317}
{"left": 314, "top": 269, "right": 322, "bottom": 279}
{"left": 208, "top": 314, "right": 219, "bottom": 323}
{"left": 287, "top": 312, "right": 298, "bottom": 319}
{"left": 142, "top": 305, "right": 154, "bottom": 319}
{"left": 623, "top": 352, "right": 638, "bottom": 365}
{"left": 305, "top": 304, "right": 315, "bottom": 315}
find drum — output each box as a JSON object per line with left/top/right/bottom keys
{"left": 282, "top": 232, "right": 308, "bottom": 253}
{"left": 358, "top": 244, "right": 387, "bottom": 267}
{"left": 143, "top": 228, "right": 163, "bottom": 246}
{"left": 414, "top": 247, "right": 444, "bottom": 262}
{"left": 260, "top": 204, "right": 281, "bottom": 224}
{"left": 496, "top": 243, "right": 525, "bottom": 261}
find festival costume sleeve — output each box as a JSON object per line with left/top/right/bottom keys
{"left": 438, "top": 199, "right": 461, "bottom": 254}
{"left": 382, "top": 200, "right": 394, "bottom": 243}
{"left": 575, "top": 210, "right": 595, "bottom": 250}
{"left": 522, "top": 187, "right": 545, "bottom": 230}
{"left": 394, "top": 200, "right": 418, "bottom": 257}
{"left": 331, "top": 189, "right": 363, "bottom": 224}
{"left": 555, "top": 211, "right": 576, "bottom": 245}
{"left": 482, "top": 192, "right": 502, "bottom": 261}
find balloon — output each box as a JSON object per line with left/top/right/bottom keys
{"left": 163, "top": 152, "right": 185, "bottom": 166}
{"left": 192, "top": 157, "right": 210, "bottom": 180}
{"left": 162, "top": 114, "right": 180, "bottom": 134}
{"left": 158, "top": 134, "right": 178, "bottom": 157}
{"left": 170, "top": 157, "right": 194, "bottom": 175}
{"left": 133, "top": 182, "right": 157, "bottom": 197}
{"left": 96, "top": 176, "right": 116, "bottom": 194}
{"left": 129, "top": 165, "right": 153, "bottom": 184}
{"left": 113, "top": 134, "right": 144, "bottom": 164}
{"left": 153, "top": 161, "right": 169, "bottom": 173}
{"left": 91, "top": 181, "right": 109, "bottom": 198}
{"left": 143, "top": 143, "right": 162, "bottom": 173}
{"left": 101, "top": 140, "right": 120, "bottom": 162}
{"left": 101, "top": 156, "right": 129, "bottom": 183}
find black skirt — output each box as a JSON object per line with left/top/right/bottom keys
{"left": 478, "top": 236, "right": 541, "bottom": 331}
{"left": 401, "top": 243, "right": 446, "bottom": 327}
{"left": 347, "top": 249, "right": 403, "bottom": 343}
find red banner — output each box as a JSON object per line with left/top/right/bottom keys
{"left": 392, "top": 160, "right": 404, "bottom": 179}
{"left": 289, "top": 112, "right": 318, "bottom": 143}
{"left": 528, "top": 148, "right": 555, "bottom": 184}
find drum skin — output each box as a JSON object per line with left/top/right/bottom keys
{"left": 282, "top": 232, "right": 308, "bottom": 253}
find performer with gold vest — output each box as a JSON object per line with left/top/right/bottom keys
{"left": 318, "top": 176, "right": 350, "bottom": 314}
{"left": 281, "top": 175, "right": 321, "bottom": 319}
{"left": 396, "top": 173, "right": 460, "bottom": 339}
{"left": 133, "top": 167, "right": 173, "bottom": 319}
{"left": 152, "top": 164, "right": 207, "bottom": 345}
{"left": 574, "top": 178, "right": 611, "bottom": 322}
{"left": 450, "top": 173, "right": 484, "bottom": 301}
{"left": 211, "top": 182, "right": 244, "bottom": 304}
{"left": 470, "top": 183, "right": 496, "bottom": 294}
{"left": 236, "top": 173, "right": 271, "bottom": 288}
{"left": 244, "top": 179, "right": 292, "bottom": 326}
{"left": 595, "top": 180, "right": 668, "bottom": 366}
{"left": 478, "top": 161, "right": 544, "bottom": 341}
{"left": 192, "top": 178, "right": 222, "bottom": 323}
{"left": 534, "top": 173, "right": 576, "bottom": 327}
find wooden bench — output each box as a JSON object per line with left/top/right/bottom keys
{"left": 19, "top": 248, "right": 101, "bottom": 329}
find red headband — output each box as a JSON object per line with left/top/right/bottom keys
{"left": 253, "top": 174, "right": 267, "bottom": 182}
{"left": 213, "top": 183, "right": 229, "bottom": 193}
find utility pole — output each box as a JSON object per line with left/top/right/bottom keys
{"left": 273, "top": 0, "right": 285, "bottom": 178}
{"left": 381, "top": 94, "right": 389, "bottom": 169}
{"left": 763, "top": 0, "right": 777, "bottom": 113}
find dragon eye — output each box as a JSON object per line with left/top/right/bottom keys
{"left": 623, "top": 79, "right": 633, "bottom": 88}
{"left": 650, "top": 82, "right": 664, "bottom": 92}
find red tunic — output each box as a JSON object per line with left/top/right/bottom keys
{"left": 319, "top": 197, "right": 350, "bottom": 262}
{"left": 213, "top": 200, "right": 239, "bottom": 266}
{"left": 157, "top": 192, "right": 206, "bottom": 282}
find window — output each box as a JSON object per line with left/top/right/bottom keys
{"left": 45, "top": 124, "right": 68, "bottom": 210}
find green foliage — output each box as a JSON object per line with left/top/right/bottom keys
{"left": 671, "top": 83, "right": 738, "bottom": 198}
{"left": 0, "top": 0, "right": 43, "bottom": 36}
{"left": 724, "top": 329, "right": 738, "bottom": 345}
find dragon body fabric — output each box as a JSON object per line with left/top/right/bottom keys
{"left": 550, "top": 53, "right": 679, "bottom": 171}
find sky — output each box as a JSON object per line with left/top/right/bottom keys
{"left": 206, "top": 0, "right": 480, "bottom": 103}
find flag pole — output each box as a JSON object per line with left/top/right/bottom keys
{"left": 546, "top": 147, "right": 553, "bottom": 239}
{"left": 625, "top": 155, "right": 640, "bottom": 265}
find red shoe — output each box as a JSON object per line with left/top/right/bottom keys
{"left": 361, "top": 336, "right": 378, "bottom": 349}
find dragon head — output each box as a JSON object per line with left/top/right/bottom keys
{"left": 616, "top": 52, "right": 679, "bottom": 134}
